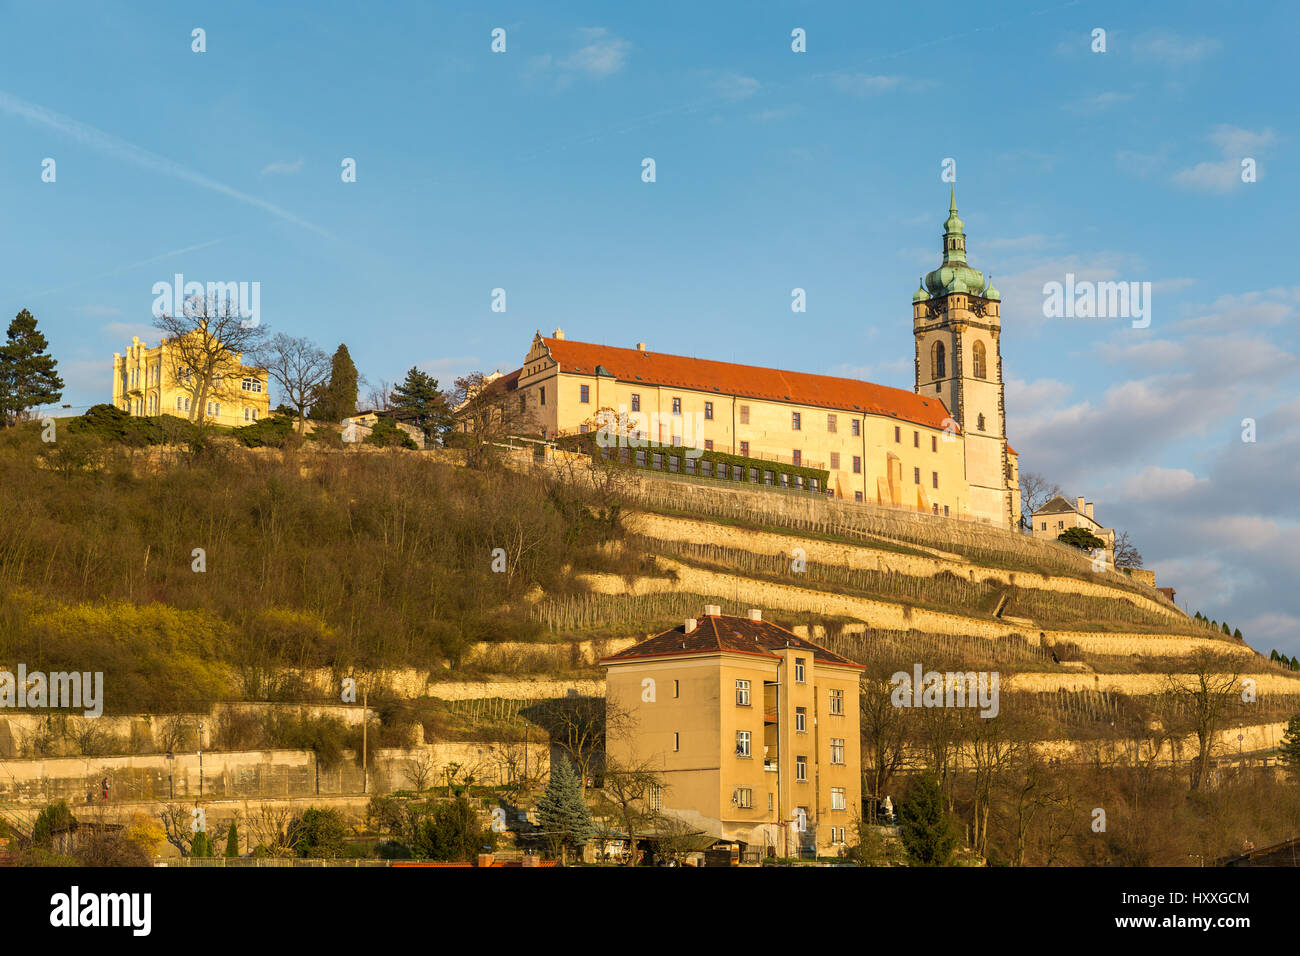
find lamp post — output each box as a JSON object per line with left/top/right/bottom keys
{"left": 198, "top": 721, "right": 204, "bottom": 798}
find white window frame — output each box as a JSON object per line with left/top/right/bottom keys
{"left": 735, "top": 679, "right": 751, "bottom": 706}
{"left": 736, "top": 731, "right": 751, "bottom": 758}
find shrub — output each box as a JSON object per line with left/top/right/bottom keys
{"left": 364, "top": 417, "right": 419, "bottom": 449}
{"left": 292, "top": 807, "right": 349, "bottom": 858}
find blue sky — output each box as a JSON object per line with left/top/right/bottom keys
{"left": 2, "top": 1, "right": 1298, "bottom": 652}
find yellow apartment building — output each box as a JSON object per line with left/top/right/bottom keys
{"left": 495, "top": 191, "right": 1021, "bottom": 527}
{"left": 602, "top": 607, "right": 864, "bottom": 858}
{"left": 111, "top": 335, "right": 270, "bottom": 427}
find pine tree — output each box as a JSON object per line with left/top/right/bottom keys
{"left": 0, "top": 309, "right": 64, "bottom": 426}
{"left": 536, "top": 758, "right": 593, "bottom": 864}
{"left": 1221, "top": 622, "right": 1231, "bottom": 636}
{"left": 389, "top": 366, "right": 451, "bottom": 442}
{"left": 225, "top": 819, "right": 240, "bottom": 857}
{"left": 190, "top": 829, "right": 213, "bottom": 857}
{"left": 899, "top": 772, "right": 956, "bottom": 866}
{"left": 1271, "top": 649, "right": 1280, "bottom": 663}
{"left": 1280, "top": 716, "right": 1300, "bottom": 778}
{"left": 312, "top": 344, "right": 358, "bottom": 422}
{"left": 1233, "top": 628, "right": 1243, "bottom": 641}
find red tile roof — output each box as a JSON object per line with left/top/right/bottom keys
{"left": 539, "top": 337, "right": 958, "bottom": 432}
{"left": 601, "top": 613, "right": 864, "bottom": 670}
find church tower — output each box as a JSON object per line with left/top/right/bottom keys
{"left": 912, "top": 189, "right": 1014, "bottom": 527}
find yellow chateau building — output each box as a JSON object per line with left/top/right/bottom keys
{"left": 503, "top": 191, "right": 1021, "bottom": 528}
{"left": 111, "top": 335, "right": 269, "bottom": 427}
{"left": 602, "top": 607, "right": 864, "bottom": 858}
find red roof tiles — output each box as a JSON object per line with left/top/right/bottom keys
{"left": 601, "top": 614, "right": 864, "bottom": 670}
{"left": 540, "top": 337, "right": 958, "bottom": 432}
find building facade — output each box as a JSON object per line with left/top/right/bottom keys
{"left": 501, "top": 192, "right": 1021, "bottom": 527}
{"left": 1031, "top": 494, "right": 1116, "bottom": 564}
{"left": 111, "top": 335, "right": 269, "bottom": 428}
{"left": 602, "top": 607, "right": 864, "bottom": 858}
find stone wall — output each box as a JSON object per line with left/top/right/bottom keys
{"left": 0, "top": 742, "right": 549, "bottom": 805}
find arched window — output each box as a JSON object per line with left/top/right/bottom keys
{"left": 973, "top": 340, "right": 987, "bottom": 379}
{"left": 931, "top": 341, "right": 946, "bottom": 379}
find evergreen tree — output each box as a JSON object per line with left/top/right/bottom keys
{"left": 31, "top": 801, "right": 76, "bottom": 849}
{"left": 1233, "top": 628, "right": 1243, "bottom": 641}
{"left": 312, "top": 344, "right": 358, "bottom": 422}
{"left": 1280, "top": 716, "right": 1300, "bottom": 778}
{"left": 1056, "top": 527, "right": 1106, "bottom": 551}
{"left": 1271, "top": 649, "right": 1280, "bottom": 663}
{"left": 536, "top": 758, "right": 593, "bottom": 864}
{"left": 389, "top": 366, "right": 451, "bottom": 441}
{"left": 412, "top": 796, "right": 495, "bottom": 861}
{"left": 898, "top": 772, "right": 957, "bottom": 866}
{"left": 1221, "top": 622, "right": 1231, "bottom": 636}
{"left": 224, "top": 819, "right": 240, "bottom": 857}
{"left": 0, "top": 309, "right": 64, "bottom": 426}
{"left": 190, "top": 829, "right": 214, "bottom": 857}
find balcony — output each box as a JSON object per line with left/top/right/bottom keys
{"left": 763, "top": 761, "right": 778, "bottom": 773}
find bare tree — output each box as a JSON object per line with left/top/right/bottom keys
{"left": 1163, "top": 650, "right": 1244, "bottom": 791}
{"left": 158, "top": 803, "right": 195, "bottom": 856}
{"left": 859, "top": 670, "right": 911, "bottom": 822}
{"left": 451, "top": 371, "right": 536, "bottom": 468}
{"left": 255, "top": 332, "right": 330, "bottom": 432}
{"left": 600, "top": 754, "right": 664, "bottom": 866}
{"left": 405, "top": 750, "right": 436, "bottom": 792}
{"left": 1113, "top": 530, "right": 1144, "bottom": 569}
{"left": 650, "top": 814, "right": 713, "bottom": 866}
{"left": 153, "top": 294, "right": 267, "bottom": 426}
{"left": 1019, "top": 471, "right": 1062, "bottom": 523}
{"left": 363, "top": 376, "right": 393, "bottom": 412}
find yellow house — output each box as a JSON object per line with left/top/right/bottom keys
{"left": 602, "top": 607, "right": 864, "bottom": 858}
{"left": 111, "top": 335, "right": 269, "bottom": 427}
{"left": 495, "top": 192, "right": 1022, "bottom": 528}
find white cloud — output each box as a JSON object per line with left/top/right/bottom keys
{"left": 1134, "top": 32, "right": 1221, "bottom": 67}
{"left": 562, "top": 27, "right": 630, "bottom": 77}
{"left": 1112, "top": 465, "right": 1208, "bottom": 502}
{"left": 1070, "top": 91, "right": 1132, "bottom": 114}
{"left": 261, "top": 158, "right": 304, "bottom": 176}
{"left": 1172, "top": 125, "right": 1275, "bottom": 194}
{"left": 829, "top": 73, "right": 921, "bottom": 96}
{"left": 714, "top": 73, "right": 760, "bottom": 101}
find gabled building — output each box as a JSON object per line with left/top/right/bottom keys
{"left": 1032, "top": 494, "right": 1116, "bottom": 563}
{"left": 601, "top": 607, "right": 864, "bottom": 858}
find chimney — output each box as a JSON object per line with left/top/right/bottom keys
{"left": 1085, "top": 502, "right": 1094, "bottom": 520}
{"left": 476, "top": 851, "right": 495, "bottom": 868}
{"left": 747, "top": 608, "right": 762, "bottom": 622}
{"left": 684, "top": 618, "right": 697, "bottom": 634}
{"left": 636, "top": 342, "right": 647, "bottom": 353}
{"left": 552, "top": 328, "right": 565, "bottom": 340}
{"left": 1076, "top": 496, "right": 1085, "bottom": 514}
{"left": 704, "top": 604, "right": 721, "bottom": 617}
